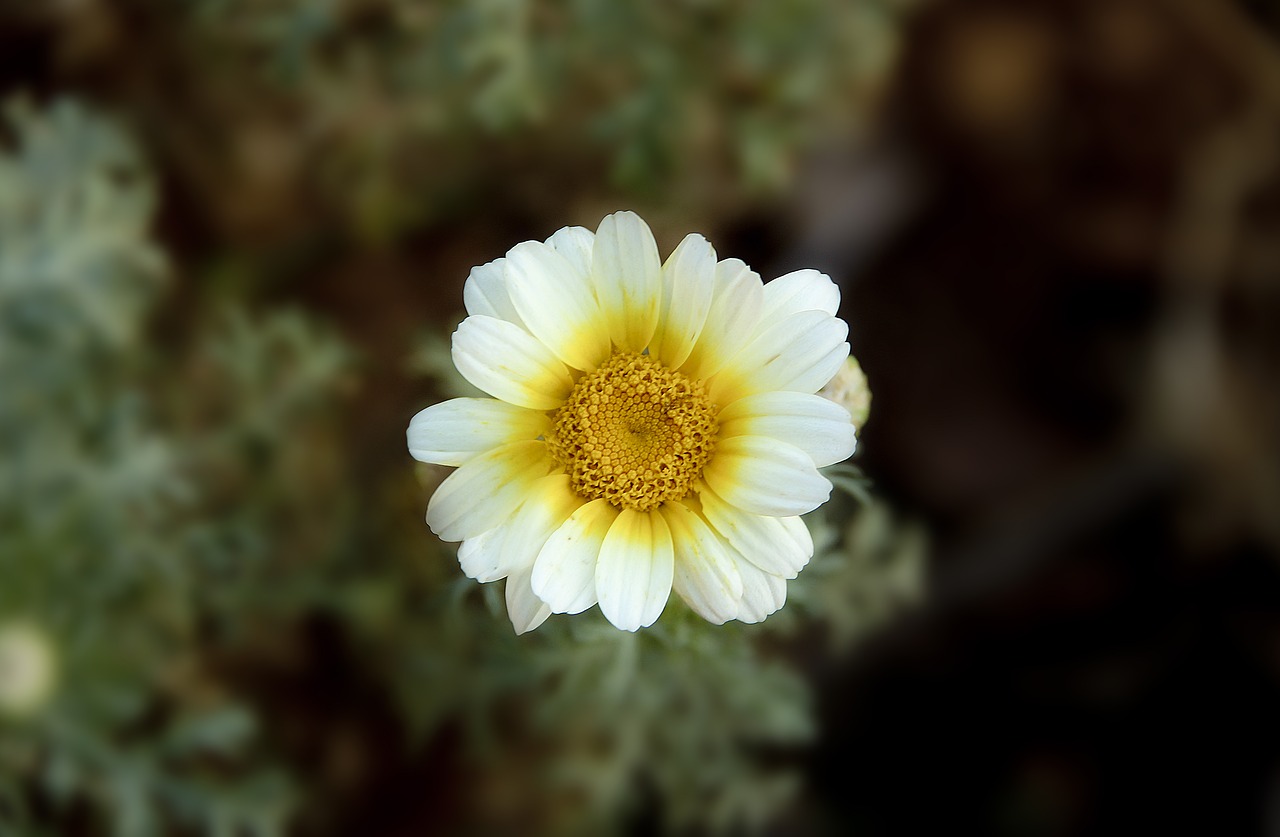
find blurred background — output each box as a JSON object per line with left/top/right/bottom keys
{"left": 2, "top": 0, "right": 1279, "bottom": 834}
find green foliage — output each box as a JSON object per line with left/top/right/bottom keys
{"left": 526, "top": 611, "right": 815, "bottom": 835}
{"left": 0, "top": 97, "right": 296, "bottom": 837}
{"left": 168, "top": 0, "right": 911, "bottom": 237}
{"left": 793, "top": 466, "right": 927, "bottom": 651}
{"left": 0, "top": 98, "right": 163, "bottom": 356}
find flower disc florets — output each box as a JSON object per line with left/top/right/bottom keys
{"left": 547, "top": 352, "right": 718, "bottom": 512}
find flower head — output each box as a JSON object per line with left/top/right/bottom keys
{"left": 819, "top": 356, "right": 871, "bottom": 432}
{"left": 408, "top": 211, "right": 856, "bottom": 633}
{"left": 0, "top": 622, "right": 58, "bottom": 718}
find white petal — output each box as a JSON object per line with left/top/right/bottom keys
{"left": 762, "top": 269, "right": 840, "bottom": 318}
{"left": 463, "top": 259, "right": 525, "bottom": 327}
{"left": 701, "top": 435, "right": 832, "bottom": 517}
{"left": 426, "top": 440, "right": 552, "bottom": 542}
{"left": 733, "top": 555, "right": 788, "bottom": 624}
{"left": 505, "top": 241, "right": 611, "bottom": 372}
{"left": 489, "top": 474, "right": 585, "bottom": 576}
{"left": 651, "top": 233, "right": 717, "bottom": 369}
{"left": 457, "top": 527, "right": 506, "bottom": 582}
{"left": 680, "top": 258, "right": 764, "bottom": 380}
{"left": 545, "top": 225, "right": 595, "bottom": 279}
{"left": 407, "top": 398, "right": 550, "bottom": 466}
{"left": 716, "top": 391, "right": 857, "bottom": 468}
{"left": 700, "top": 486, "right": 813, "bottom": 578}
{"left": 778, "top": 514, "right": 815, "bottom": 563}
{"left": 708, "top": 309, "right": 849, "bottom": 405}
{"left": 457, "top": 476, "right": 581, "bottom": 583}
{"left": 591, "top": 211, "right": 662, "bottom": 353}
{"left": 455, "top": 475, "right": 584, "bottom": 584}
{"left": 451, "top": 315, "right": 573, "bottom": 410}
{"left": 505, "top": 563, "right": 552, "bottom": 635}
{"left": 595, "top": 509, "right": 674, "bottom": 632}
{"left": 532, "top": 498, "right": 618, "bottom": 614}
{"left": 662, "top": 501, "right": 742, "bottom": 624}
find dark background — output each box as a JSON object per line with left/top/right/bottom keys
{"left": 813, "top": 1, "right": 1280, "bottom": 834}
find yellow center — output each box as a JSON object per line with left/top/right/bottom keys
{"left": 547, "top": 352, "right": 718, "bottom": 511}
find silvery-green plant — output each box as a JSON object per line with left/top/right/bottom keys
{"left": 0, "top": 97, "right": 294, "bottom": 837}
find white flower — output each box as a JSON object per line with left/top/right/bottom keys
{"left": 408, "top": 211, "right": 856, "bottom": 633}
{"left": 0, "top": 622, "right": 58, "bottom": 717}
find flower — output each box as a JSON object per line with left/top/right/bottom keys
{"left": 408, "top": 211, "right": 856, "bottom": 633}
{"left": 0, "top": 622, "right": 58, "bottom": 718}
{"left": 818, "top": 356, "right": 871, "bottom": 432}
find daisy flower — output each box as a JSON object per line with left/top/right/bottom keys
{"left": 408, "top": 211, "right": 856, "bottom": 633}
